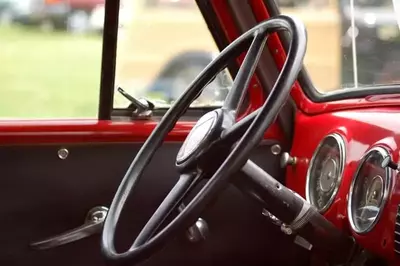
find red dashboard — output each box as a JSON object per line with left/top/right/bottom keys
{"left": 286, "top": 107, "right": 400, "bottom": 264}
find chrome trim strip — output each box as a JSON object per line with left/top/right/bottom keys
{"left": 305, "top": 133, "right": 346, "bottom": 213}
{"left": 347, "top": 146, "right": 392, "bottom": 234}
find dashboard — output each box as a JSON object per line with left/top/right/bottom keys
{"left": 286, "top": 108, "right": 400, "bottom": 263}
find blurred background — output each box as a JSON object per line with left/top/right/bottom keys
{"left": 0, "top": 0, "right": 399, "bottom": 118}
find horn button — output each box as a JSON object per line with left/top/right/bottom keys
{"left": 176, "top": 110, "right": 222, "bottom": 165}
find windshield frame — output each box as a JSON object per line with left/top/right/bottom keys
{"left": 266, "top": 0, "right": 400, "bottom": 103}
{"left": 99, "top": 0, "right": 121, "bottom": 120}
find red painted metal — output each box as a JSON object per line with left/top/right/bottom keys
{"left": 286, "top": 107, "right": 400, "bottom": 263}
{"left": 247, "top": 0, "right": 309, "bottom": 111}
{"left": 0, "top": 119, "right": 284, "bottom": 144}
{"left": 0, "top": 120, "right": 194, "bottom": 144}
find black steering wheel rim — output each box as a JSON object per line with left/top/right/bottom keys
{"left": 101, "top": 15, "right": 306, "bottom": 264}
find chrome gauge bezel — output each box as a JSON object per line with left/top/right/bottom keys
{"left": 347, "top": 146, "right": 392, "bottom": 234}
{"left": 306, "top": 133, "right": 346, "bottom": 213}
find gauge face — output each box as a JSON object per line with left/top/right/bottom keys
{"left": 306, "top": 134, "right": 345, "bottom": 213}
{"left": 348, "top": 147, "right": 391, "bottom": 234}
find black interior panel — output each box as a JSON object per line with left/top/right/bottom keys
{"left": 0, "top": 142, "right": 308, "bottom": 266}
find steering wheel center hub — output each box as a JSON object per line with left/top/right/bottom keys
{"left": 176, "top": 110, "right": 221, "bottom": 164}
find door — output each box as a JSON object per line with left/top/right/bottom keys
{"left": 0, "top": 0, "right": 303, "bottom": 265}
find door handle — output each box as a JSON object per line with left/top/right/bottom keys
{"left": 31, "top": 206, "right": 108, "bottom": 250}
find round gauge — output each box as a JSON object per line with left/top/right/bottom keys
{"left": 306, "top": 133, "right": 346, "bottom": 213}
{"left": 348, "top": 147, "right": 391, "bottom": 234}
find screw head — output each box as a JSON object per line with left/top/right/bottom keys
{"left": 271, "top": 144, "right": 282, "bottom": 155}
{"left": 58, "top": 148, "right": 69, "bottom": 160}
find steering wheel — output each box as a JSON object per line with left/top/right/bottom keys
{"left": 102, "top": 15, "right": 306, "bottom": 264}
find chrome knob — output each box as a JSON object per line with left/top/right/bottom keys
{"left": 381, "top": 155, "right": 399, "bottom": 170}
{"left": 178, "top": 203, "right": 209, "bottom": 243}
{"left": 186, "top": 218, "right": 209, "bottom": 243}
{"left": 280, "top": 152, "right": 297, "bottom": 168}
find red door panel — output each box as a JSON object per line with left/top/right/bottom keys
{"left": 0, "top": 120, "right": 194, "bottom": 144}
{"left": 0, "top": 119, "right": 284, "bottom": 145}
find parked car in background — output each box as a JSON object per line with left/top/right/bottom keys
{"left": 90, "top": 0, "right": 132, "bottom": 33}
{"left": 0, "top": 0, "right": 41, "bottom": 26}
{"left": 10, "top": 0, "right": 104, "bottom": 33}
{"left": 0, "top": 0, "right": 16, "bottom": 25}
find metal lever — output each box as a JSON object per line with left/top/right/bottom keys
{"left": 117, "top": 87, "right": 154, "bottom": 119}
{"left": 31, "top": 206, "right": 108, "bottom": 250}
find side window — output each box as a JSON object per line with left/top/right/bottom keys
{"left": 113, "top": 0, "right": 233, "bottom": 109}
{"left": 0, "top": 0, "right": 103, "bottom": 118}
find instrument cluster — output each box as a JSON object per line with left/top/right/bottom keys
{"left": 306, "top": 136, "right": 393, "bottom": 235}
{"left": 347, "top": 147, "right": 392, "bottom": 235}
{"left": 287, "top": 123, "right": 400, "bottom": 263}
{"left": 306, "top": 133, "right": 345, "bottom": 213}
{"left": 284, "top": 109, "right": 400, "bottom": 264}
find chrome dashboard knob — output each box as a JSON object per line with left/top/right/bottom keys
{"left": 381, "top": 155, "right": 399, "bottom": 170}
{"left": 280, "top": 152, "right": 297, "bottom": 168}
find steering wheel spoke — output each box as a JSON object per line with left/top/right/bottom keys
{"left": 132, "top": 171, "right": 202, "bottom": 247}
{"left": 222, "top": 32, "right": 267, "bottom": 116}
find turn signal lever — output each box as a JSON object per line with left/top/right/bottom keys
{"left": 235, "top": 161, "right": 356, "bottom": 265}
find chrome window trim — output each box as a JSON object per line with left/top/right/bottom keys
{"left": 305, "top": 133, "right": 346, "bottom": 213}
{"left": 347, "top": 146, "right": 392, "bottom": 234}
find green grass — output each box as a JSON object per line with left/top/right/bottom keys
{"left": 0, "top": 26, "right": 103, "bottom": 118}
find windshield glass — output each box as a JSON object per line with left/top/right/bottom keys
{"left": 278, "top": 0, "right": 400, "bottom": 93}
{"left": 113, "top": 0, "right": 232, "bottom": 108}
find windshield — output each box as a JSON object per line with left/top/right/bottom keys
{"left": 113, "top": 0, "right": 232, "bottom": 109}
{"left": 278, "top": 0, "right": 400, "bottom": 93}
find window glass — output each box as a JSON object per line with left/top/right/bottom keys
{"left": 0, "top": 0, "right": 103, "bottom": 118}
{"left": 276, "top": 0, "right": 400, "bottom": 92}
{"left": 113, "top": 0, "right": 232, "bottom": 109}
